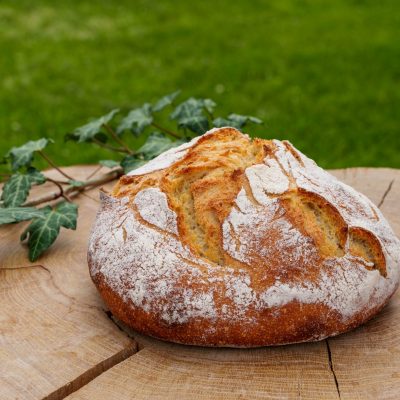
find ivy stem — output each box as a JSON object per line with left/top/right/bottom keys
{"left": 151, "top": 122, "right": 180, "bottom": 139}
{"left": 23, "top": 168, "right": 123, "bottom": 207}
{"left": 85, "top": 164, "right": 103, "bottom": 180}
{"left": 46, "top": 177, "right": 71, "bottom": 202}
{"left": 92, "top": 138, "right": 131, "bottom": 154}
{"left": 38, "top": 151, "right": 75, "bottom": 181}
{"left": 205, "top": 108, "right": 214, "bottom": 120}
{"left": 0, "top": 173, "right": 11, "bottom": 182}
{"left": 102, "top": 123, "right": 134, "bottom": 155}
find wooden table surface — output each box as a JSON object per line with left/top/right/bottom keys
{"left": 1, "top": 166, "right": 399, "bottom": 400}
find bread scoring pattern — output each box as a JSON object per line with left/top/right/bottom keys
{"left": 88, "top": 128, "right": 400, "bottom": 346}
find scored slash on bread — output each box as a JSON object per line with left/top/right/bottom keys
{"left": 88, "top": 128, "right": 400, "bottom": 347}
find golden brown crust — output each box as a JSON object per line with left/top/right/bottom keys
{"left": 92, "top": 270, "right": 389, "bottom": 347}
{"left": 88, "top": 128, "right": 400, "bottom": 347}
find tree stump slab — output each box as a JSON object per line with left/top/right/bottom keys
{"left": 1, "top": 166, "right": 399, "bottom": 400}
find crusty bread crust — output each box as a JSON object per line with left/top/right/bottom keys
{"left": 88, "top": 128, "right": 400, "bottom": 346}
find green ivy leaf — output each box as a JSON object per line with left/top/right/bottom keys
{"left": 99, "top": 160, "right": 120, "bottom": 168}
{"left": 213, "top": 114, "right": 262, "bottom": 129}
{"left": 120, "top": 133, "right": 185, "bottom": 173}
{"left": 178, "top": 115, "right": 209, "bottom": 135}
{"left": 120, "top": 155, "right": 146, "bottom": 174}
{"left": 117, "top": 103, "right": 153, "bottom": 136}
{"left": 1, "top": 168, "right": 46, "bottom": 207}
{"left": 7, "top": 138, "right": 51, "bottom": 171}
{"left": 68, "top": 180, "right": 85, "bottom": 187}
{"left": 138, "top": 132, "right": 184, "bottom": 159}
{"left": 0, "top": 207, "right": 44, "bottom": 225}
{"left": 248, "top": 116, "right": 263, "bottom": 124}
{"left": 170, "top": 98, "right": 204, "bottom": 121}
{"left": 212, "top": 117, "right": 231, "bottom": 128}
{"left": 153, "top": 91, "right": 181, "bottom": 112}
{"left": 203, "top": 99, "right": 216, "bottom": 115}
{"left": 21, "top": 202, "right": 78, "bottom": 261}
{"left": 228, "top": 114, "right": 262, "bottom": 129}
{"left": 228, "top": 113, "right": 262, "bottom": 127}
{"left": 68, "top": 109, "right": 119, "bottom": 143}
{"left": 170, "top": 98, "right": 211, "bottom": 134}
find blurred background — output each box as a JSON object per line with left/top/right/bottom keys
{"left": 1, "top": 0, "right": 399, "bottom": 169}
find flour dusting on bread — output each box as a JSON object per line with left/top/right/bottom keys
{"left": 245, "top": 159, "right": 289, "bottom": 201}
{"left": 88, "top": 127, "right": 400, "bottom": 346}
{"left": 134, "top": 187, "right": 178, "bottom": 235}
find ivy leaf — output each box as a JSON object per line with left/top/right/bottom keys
{"left": 117, "top": 103, "right": 153, "bottom": 136}
{"left": 228, "top": 114, "right": 262, "bottom": 129}
{"left": 68, "top": 109, "right": 119, "bottom": 143}
{"left": 7, "top": 138, "right": 51, "bottom": 171}
{"left": 138, "top": 132, "right": 184, "bottom": 159}
{"left": 212, "top": 114, "right": 262, "bottom": 129}
{"left": 227, "top": 113, "right": 262, "bottom": 127}
{"left": 178, "top": 115, "right": 209, "bottom": 135}
{"left": 170, "top": 98, "right": 210, "bottom": 134}
{"left": 170, "top": 98, "right": 204, "bottom": 120}
{"left": 21, "top": 202, "right": 78, "bottom": 261}
{"left": 248, "top": 116, "right": 263, "bottom": 124}
{"left": 153, "top": 91, "right": 181, "bottom": 112}
{"left": 120, "top": 155, "right": 146, "bottom": 174}
{"left": 68, "top": 180, "right": 85, "bottom": 187}
{"left": 120, "top": 133, "right": 186, "bottom": 173}
{"left": 1, "top": 168, "right": 46, "bottom": 207}
{"left": 99, "top": 159, "right": 120, "bottom": 168}
{"left": 212, "top": 117, "right": 231, "bottom": 128}
{"left": 0, "top": 207, "right": 44, "bottom": 225}
{"left": 203, "top": 99, "right": 216, "bottom": 115}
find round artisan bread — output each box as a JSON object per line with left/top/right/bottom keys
{"left": 88, "top": 127, "right": 400, "bottom": 347}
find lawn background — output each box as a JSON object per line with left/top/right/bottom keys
{"left": 1, "top": 0, "right": 399, "bottom": 169}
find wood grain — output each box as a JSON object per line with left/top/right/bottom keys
{"left": 67, "top": 343, "right": 341, "bottom": 400}
{"left": 329, "top": 167, "right": 397, "bottom": 207}
{"left": 1, "top": 166, "right": 399, "bottom": 400}
{"left": 0, "top": 166, "right": 137, "bottom": 400}
{"left": 327, "top": 168, "right": 400, "bottom": 400}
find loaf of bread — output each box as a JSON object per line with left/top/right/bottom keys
{"left": 88, "top": 127, "right": 400, "bottom": 346}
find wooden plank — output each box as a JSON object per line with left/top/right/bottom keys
{"left": 0, "top": 166, "right": 137, "bottom": 400}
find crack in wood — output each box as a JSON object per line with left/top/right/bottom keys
{"left": 325, "top": 339, "right": 341, "bottom": 399}
{"left": 2, "top": 167, "right": 395, "bottom": 399}
{"left": 101, "top": 307, "right": 346, "bottom": 400}
{"left": 81, "top": 191, "right": 101, "bottom": 203}
{"left": 378, "top": 179, "right": 394, "bottom": 208}
{"left": 42, "top": 344, "right": 137, "bottom": 400}
{"left": 102, "top": 309, "right": 146, "bottom": 350}
{"left": 0, "top": 264, "right": 50, "bottom": 273}
{"left": 1, "top": 263, "right": 138, "bottom": 400}
{"left": 103, "top": 309, "right": 135, "bottom": 340}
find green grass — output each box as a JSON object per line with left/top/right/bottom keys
{"left": 1, "top": 0, "right": 399, "bottom": 169}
